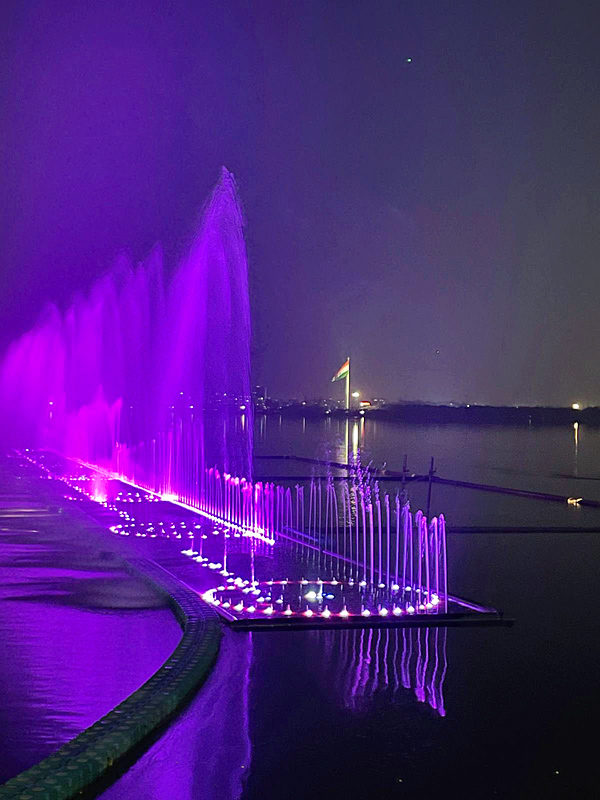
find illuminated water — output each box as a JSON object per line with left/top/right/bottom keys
{"left": 0, "top": 420, "right": 598, "bottom": 796}
{"left": 0, "top": 168, "right": 253, "bottom": 494}
{"left": 0, "top": 454, "right": 181, "bottom": 783}
{"left": 96, "top": 419, "right": 600, "bottom": 799}
{"left": 255, "top": 415, "right": 600, "bottom": 528}
{"left": 1, "top": 171, "right": 598, "bottom": 799}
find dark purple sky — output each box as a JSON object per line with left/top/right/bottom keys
{"left": 1, "top": 1, "right": 599, "bottom": 405}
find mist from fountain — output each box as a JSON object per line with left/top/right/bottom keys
{"left": 0, "top": 168, "right": 253, "bottom": 498}
{"left": 1, "top": 170, "right": 451, "bottom": 614}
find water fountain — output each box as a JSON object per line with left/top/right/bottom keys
{"left": 0, "top": 167, "right": 253, "bottom": 491}
{"left": 1, "top": 168, "right": 499, "bottom": 626}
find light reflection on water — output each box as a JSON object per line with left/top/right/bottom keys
{"left": 257, "top": 414, "right": 593, "bottom": 482}
{"left": 255, "top": 416, "right": 600, "bottom": 529}
{"left": 310, "top": 625, "right": 447, "bottom": 716}
{"left": 0, "top": 513, "right": 181, "bottom": 783}
{"left": 101, "top": 625, "right": 448, "bottom": 800}
{"left": 3, "top": 420, "right": 600, "bottom": 798}
{"left": 100, "top": 632, "right": 253, "bottom": 800}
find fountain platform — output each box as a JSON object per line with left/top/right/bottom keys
{"left": 18, "top": 450, "right": 508, "bottom": 631}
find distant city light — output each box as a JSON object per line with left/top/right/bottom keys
{"left": 572, "top": 403, "right": 580, "bottom": 410}
{"left": 351, "top": 391, "right": 360, "bottom": 398}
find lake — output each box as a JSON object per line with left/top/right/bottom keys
{"left": 97, "top": 417, "right": 600, "bottom": 799}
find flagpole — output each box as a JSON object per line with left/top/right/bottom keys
{"left": 345, "top": 356, "right": 350, "bottom": 411}
{"left": 345, "top": 357, "right": 350, "bottom": 465}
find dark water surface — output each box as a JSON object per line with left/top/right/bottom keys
{"left": 0, "top": 456, "right": 182, "bottom": 783}
{"left": 97, "top": 419, "right": 600, "bottom": 799}
{"left": 1, "top": 420, "right": 599, "bottom": 797}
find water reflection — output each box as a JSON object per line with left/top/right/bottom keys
{"left": 102, "top": 627, "right": 446, "bottom": 800}
{"left": 313, "top": 626, "right": 447, "bottom": 716}
{"left": 0, "top": 541, "right": 181, "bottom": 782}
{"left": 101, "top": 632, "right": 253, "bottom": 800}
{"left": 352, "top": 421, "right": 359, "bottom": 459}
{"left": 336, "top": 419, "right": 349, "bottom": 465}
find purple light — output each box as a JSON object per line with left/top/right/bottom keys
{"left": 3, "top": 143, "right": 456, "bottom": 625}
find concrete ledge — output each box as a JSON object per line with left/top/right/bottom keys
{"left": 0, "top": 556, "right": 221, "bottom": 800}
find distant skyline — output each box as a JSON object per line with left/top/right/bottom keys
{"left": 1, "top": 1, "right": 599, "bottom": 406}
{"left": 262, "top": 389, "right": 588, "bottom": 410}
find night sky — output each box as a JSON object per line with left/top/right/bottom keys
{"left": 1, "top": 1, "right": 598, "bottom": 406}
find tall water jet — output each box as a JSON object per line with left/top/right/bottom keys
{"left": 0, "top": 168, "right": 253, "bottom": 498}
{"left": 1, "top": 165, "right": 489, "bottom": 627}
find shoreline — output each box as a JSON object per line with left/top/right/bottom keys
{"left": 259, "top": 403, "right": 592, "bottom": 426}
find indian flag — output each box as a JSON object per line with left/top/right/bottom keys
{"left": 331, "top": 358, "right": 350, "bottom": 383}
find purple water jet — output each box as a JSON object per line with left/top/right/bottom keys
{"left": 2, "top": 171, "right": 464, "bottom": 620}
{"left": 0, "top": 168, "right": 253, "bottom": 496}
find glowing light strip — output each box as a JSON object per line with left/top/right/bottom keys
{"left": 20, "top": 451, "right": 497, "bottom": 625}
{"left": 69, "top": 456, "right": 275, "bottom": 545}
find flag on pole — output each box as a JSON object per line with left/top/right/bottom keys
{"left": 331, "top": 358, "right": 350, "bottom": 383}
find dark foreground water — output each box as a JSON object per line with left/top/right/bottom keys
{"left": 2, "top": 420, "right": 600, "bottom": 798}
{"left": 99, "top": 419, "right": 600, "bottom": 799}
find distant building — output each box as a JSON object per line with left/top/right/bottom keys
{"left": 252, "top": 385, "right": 267, "bottom": 410}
